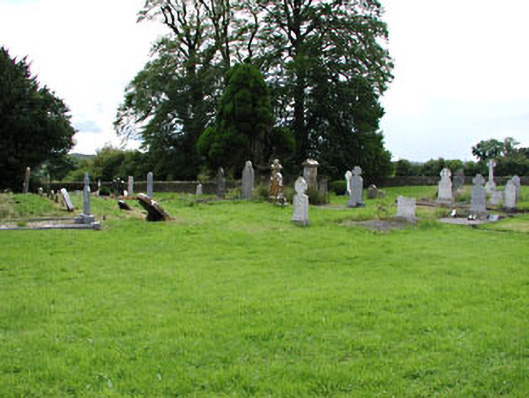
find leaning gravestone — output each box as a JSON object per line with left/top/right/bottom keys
{"left": 437, "top": 168, "right": 453, "bottom": 203}
{"left": 60, "top": 188, "right": 75, "bottom": 212}
{"left": 345, "top": 170, "right": 352, "bottom": 196}
{"left": 292, "top": 177, "right": 309, "bottom": 226}
{"left": 118, "top": 200, "right": 132, "bottom": 211}
{"left": 348, "top": 166, "right": 364, "bottom": 207}
{"left": 242, "top": 161, "right": 254, "bottom": 200}
{"left": 512, "top": 175, "right": 521, "bottom": 201}
{"left": 485, "top": 159, "right": 496, "bottom": 194}
{"left": 394, "top": 196, "right": 417, "bottom": 222}
{"left": 137, "top": 193, "right": 172, "bottom": 222}
{"left": 504, "top": 180, "right": 517, "bottom": 211}
{"left": 453, "top": 169, "right": 465, "bottom": 191}
{"left": 217, "top": 167, "right": 226, "bottom": 199}
{"left": 147, "top": 172, "right": 154, "bottom": 198}
{"left": 302, "top": 159, "right": 319, "bottom": 190}
{"left": 470, "top": 174, "right": 487, "bottom": 219}
{"left": 128, "top": 176, "right": 134, "bottom": 196}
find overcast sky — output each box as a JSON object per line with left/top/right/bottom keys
{"left": 1, "top": 0, "right": 529, "bottom": 162}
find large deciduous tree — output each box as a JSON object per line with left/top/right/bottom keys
{"left": 0, "top": 47, "right": 75, "bottom": 191}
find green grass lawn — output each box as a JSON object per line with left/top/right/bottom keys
{"left": 1, "top": 188, "right": 529, "bottom": 397}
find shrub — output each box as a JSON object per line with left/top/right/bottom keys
{"left": 306, "top": 187, "right": 328, "bottom": 205}
{"left": 99, "top": 186, "right": 111, "bottom": 196}
{"left": 330, "top": 180, "right": 347, "bottom": 196}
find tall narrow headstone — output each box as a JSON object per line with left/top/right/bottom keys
{"left": 60, "top": 188, "right": 75, "bottom": 212}
{"left": 318, "top": 178, "right": 328, "bottom": 196}
{"left": 437, "top": 168, "right": 453, "bottom": 202}
{"left": 269, "top": 159, "right": 285, "bottom": 204}
{"left": 348, "top": 166, "right": 364, "bottom": 207}
{"left": 217, "top": 167, "right": 226, "bottom": 199}
{"left": 127, "top": 176, "right": 134, "bottom": 196}
{"left": 453, "top": 169, "right": 465, "bottom": 191}
{"left": 485, "top": 159, "right": 497, "bottom": 193}
{"left": 147, "top": 172, "right": 154, "bottom": 198}
{"left": 512, "top": 175, "right": 521, "bottom": 201}
{"left": 470, "top": 174, "right": 487, "bottom": 219}
{"left": 292, "top": 177, "right": 309, "bottom": 226}
{"left": 394, "top": 196, "right": 417, "bottom": 222}
{"left": 76, "top": 172, "right": 95, "bottom": 224}
{"left": 242, "top": 161, "right": 255, "bottom": 199}
{"left": 22, "top": 167, "right": 30, "bottom": 193}
{"left": 345, "top": 170, "right": 352, "bottom": 196}
{"left": 302, "top": 159, "right": 319, "bottom": 190}
{"left": 504, "top": 180, "right": 517, "bottom": 211}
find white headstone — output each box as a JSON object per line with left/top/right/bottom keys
{"left": 128, "top": 176, "right": 134, "bottom": 195}
{"left": 470, "top": 174, "right": 487, "bottom": 218}
{"left": 394, "top": 196, "right": 417, "bottom": 222}
{"left": 292, "top": 177, "right": 309, "bottom": 226}
{"left": 147, "top": 172, "right": 154, "bottom": 197}
{"left": 242, "top": 161, "right": 254, "bottom": 199}
{"left": 345, "top": 170, "right": 352, "bottom": 196}
{"left": 348, "top": 166, "right": 364, "bottom": 207}
{"left": 512, "top": 175, "right": 521, "bottom": 201}
{"left": 504, "top": 180, "right": 517, "bottom": 211}
{"left": 60, "top": 188, "right": 75, "bottom": 212}
{"left": 196, "top": 183, "right": 203, "bottom": 196}
{"left": 437, "top": 168, "right": 453, "bottom": 202}
{"left": 485, "top": 159, "right": 497, "bottom": 193}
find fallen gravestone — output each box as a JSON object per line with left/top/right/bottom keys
{"left": 137, "top": 193, "right": 172, "bottom": 222}
{"left": 118, "top": 200, "right": 132, "bottom": 211}
{"left": 60, "top": 188, "right": 75, "bottom": 212}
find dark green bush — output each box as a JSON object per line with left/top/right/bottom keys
{"left": 99, "top": 186, "right": 111, "bottom": 196}
{"left": 330, "top": 180, "right": 347, "bottom": 196}
{"left": 306, "top": 188, "right": 328, "bottom": 205}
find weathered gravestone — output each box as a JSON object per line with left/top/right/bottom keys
{"left": 345, "top": 170, "right": 352, "bottom": 196}
{"left": 147, "top": 172, "right": 154, "bottom": 198}
{"left": 22, "top": 167, "right": 30, "bottom": 194}
{"left": 118, "top": 200, "right": 132, "bottom": 211}
{"left": 437, "top": 168, "right": 453, "bottom": 203}
{"left": 269, "top": 159, "right": 286, "bottom": 204}
{"left": 319, "top": 178, "right": 328, "bottom": 197}
{"left": 292, "top": 177, "right": 309, "bottom": 226}
{"left": 60, "top": 188, "right": 75, "bottom": 212}
{"left": 453, "top": 169, "right": 465, "bottom": 191}
{"left": 485, "top": 159, "right": 496, "bottom": 194}
{"left": 470, "top": 174, "right": 487, "bottom": 219}
{"left": 367, "top": 184, "right": 378, "bottom": 200}
{"left": 76, "top": 172, "right": 95, "bottom": 224}
{"left": 489, "top": 189, "right": 503, "bottom": 206}
{"left": 302, "top": 159, "right": 319, "bottom": 190}
{"left": 348, "top": 166, "right": 364, "bottom": 207}
{"left": 196, "top": 183, "right": 203, "bottom": 196}
{"left": 512, "top": 175, "right": 521, "bottom": 201}
{"left": 128, "top": 176, "right": 134, "bottom": 196}
{"left": 217, "top": 167, "right": 226, "bottom": 199}
{"left": 242, "top": 161, "right": 254, "bottom": 200}
{"left": 503, "top": 180, "right": 517, "bottom": 211}
{"left": 394, "top": 196, "right": 417, "bottom": 222}
{"left": 137, "top": 193, "right": 172, "bottom": 222}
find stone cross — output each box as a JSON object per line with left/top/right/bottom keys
{"left": 470, "top": 174, "right": 487, "bottom": 219}
{"left": 128, "top": 176, "right": 134, "bottom": 195}
{"left": 292, "top": 176, "right": 309, "bottom": 226}
{"left": 23, "top": 167, "right": 30, "bottom": 193}
{"left": 302, "top": 159, "right": 319, "bottom": 190}
{"left": 217, "top": 167, "right": 226, "bottom": 199}
{"left": 394, "top": 196, "right": 417, "bottom": 222}
{"left": 437, "top": 168, "right": 453, "bottom": 202}
{"left": 242, "top": 161, "right": 254, "bottom": 200}
{"left": 345, "top": 170, "right": 352, "bottom": 196}
{"left": 503, "top": 180, "right": 517, "bottom": 211}
{"left": 348, "top": 166, "right": 364, "bottom": 207}
{"left": 147, "top": 172, "right": 154, "bottom": 197}
{"left": 485, "top": 159, "right": 497, "bottom": 193}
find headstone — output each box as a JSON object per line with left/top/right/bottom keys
{"left": 367, "top": 184, "right": 378, "bottom": 200}
{"left": 345, "top": 171, "right": 352, "bottom": 196}
{"left": 512, "top": 175, "right": 521, "bottom": 201}
{"left": 242, "top": 161, "right": 255, "bottom": 200}
{"left": 470, "top": 174, "right": 487, "bottom": 219}
{"left": 46, "top": 173, "right": 51, "bottom": 194}
{"left": 147, "top": 172, "right": 154, "bottom": 198}
{"left": 318, "top": 178, "right": 328, "bottom": 197}
{"left": 394, "top": 196, "right": 417, "bottom": 222}
{"left": 292, "top": 177, "right": 309, "bottom": 226}
{"left": 453, "top": 169, "right": 465, "bottom": 191}
{"left": 437, "top": 168, "right": 453, "bottom": 202}
{"left": 302, "top": 159, "right": 319, "bottom": 190}
{"left": 128, "top": 176, "right": 134, "bottom": 196}
{"left": 485, "top": 159, "right": 496, "bottom": 193}
{"left": 137, "top": 193, "right": 172, "bottom": 222}
{"left": 269, "top": 159, "right": 286, "bottom": 204}
{"left": 503, "top": 180, "right": 517, "bottom": 211}
{"left": 60, "top": 188, "right": 75, "bottom": 212}
{"left": 76, "top": 172, "right": 95, "bottom": 224}
{"left": 348, "top": 166, "right": 364, "bottom": 207}
{"left": 38, "top": 187, "right": 44, "bottom": 196}
{"left": 117, "top": 200, "right": 132, "bottom": 211}
{"left": 217, "top": 167, "right": 226, "bottom": 199}
{"left": 22, "top": 167, "right": 30, "bottom": 194}
{"left": 196, "top": 183, "right": 203, "bottom": 196}
{"left": 489, "top": 190, "right": 502, "bottom": 206}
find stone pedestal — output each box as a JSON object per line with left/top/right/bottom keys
{"left": 302, "top": 159, "right": 319, "bottom": 190}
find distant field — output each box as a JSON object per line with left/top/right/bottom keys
{"left": 1, "top": 187, "right": 529, "bottom": 397}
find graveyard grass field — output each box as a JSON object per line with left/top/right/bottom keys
{"left": 1, "top": 187, "right": 529, "bottom": 397}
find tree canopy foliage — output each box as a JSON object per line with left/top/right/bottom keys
{"left": 0, "top": 47, "right": 75, "bottom": 190}
{"left": 116, "top": 0, "right": 393, "bottom": 180}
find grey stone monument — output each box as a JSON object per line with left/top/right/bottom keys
{"left": 128, "top": 176, "right": 134, "bottom": 196}
{"left": 76, "top": 172, "right": 95, "bottom": 224}
{"left": 394, "top": 196, "right": 417, "bottom": 222}
{"left": 512, "top": 175, "right": 521, "bottom": 201}
{"left": 367, "top": 184, "right": 378, "bottom": 200}
{"left": 319, "top": 178, "right": 328, "bottom": 197}
{"left": 453, "top": 169, "right": 465, "bottom": 191}
{"left": 217, "top": 167, "right": 226, "bottom": 199}
{"left": 147, "top": 172, "right": 154, "bottom": 198}
{"left": 485, "top": 159, "right": 496, "bottom": 193}
{"left": 489, "top": 190, "right": 503, "bottom": 206}
{"left": 137, "top": 193, "right": 172, "bottom": 222}
{"left": 196, "top": 183, "right": 203, "bottom": 196}
{"left": 60, "top": 188, "right": 75, "bottom": 212}
{"left": 22, "top": 167, "right": 30, "bottom": 193}
{"left": 292, "top": 176, "right": 309, "bottom": 226}
{"left": 302, "top": 159, "right": 319, "bottom": 190}
{"left": 348, "top": 166, "right": 364, "bottom": 207}
{"left": 470, "top": 174, "right": 487, "bottom": 219}
{"left": 503, "top": 180, "right": 517, "bottom": 211}
{"left": 242, "top": 161, "right": 254, "bottom": 200}
{"left": 437, "top": 168, "right": 453, "bottom": 203}
{"left": 345, "top": 170, "right": 352, "bottom": 196}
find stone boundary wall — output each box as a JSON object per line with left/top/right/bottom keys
{"left": 376, "top": 176, "right": 529, "bottom": 188}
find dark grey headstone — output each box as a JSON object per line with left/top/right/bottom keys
{"left": 137, "top": 193, "right": 172, "bottom": 222}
